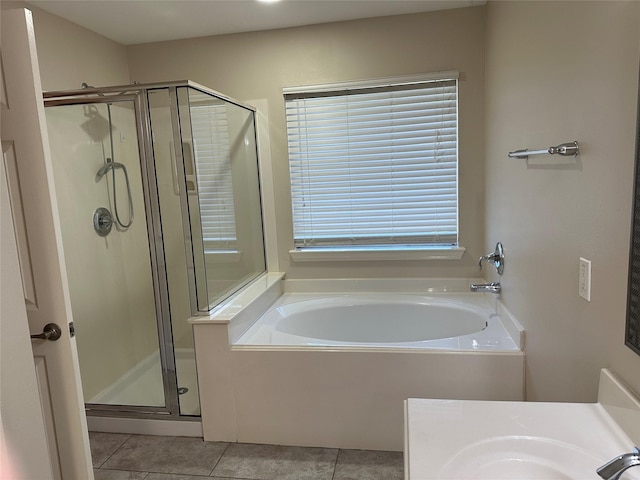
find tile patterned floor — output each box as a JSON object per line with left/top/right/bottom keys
{"left": 90, "top": 432, "right": 404, "bottom": 480}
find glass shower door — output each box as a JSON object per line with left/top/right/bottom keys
{"left": 146, "top": 84, "right": 266, "bottom": 415}
{"left": 46, "top": 98, "right": 166, "bottom": 411}
{"left": 45, "top": 80, "right": 265, "bottom": 419}
{"left": 176, "top": 86, "right": 266, "bottom": 313}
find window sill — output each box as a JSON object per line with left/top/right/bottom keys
{"left": 289, "top": 246, "right": 465, "bottom": 262}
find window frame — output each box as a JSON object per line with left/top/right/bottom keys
{"left": 283, "top": 71, "right": 464, "bottom": 262}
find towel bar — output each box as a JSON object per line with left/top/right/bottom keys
{"left": 508, "top": 141, "right": 579, "bottom": 159}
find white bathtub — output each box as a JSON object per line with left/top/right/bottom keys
{"left": 236, "top": 293, "right": 519, "bottom": 351}
{"left": 193, "top": 277, "right": 525, "bottom": 451}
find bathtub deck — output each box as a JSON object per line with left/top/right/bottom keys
{"left": 191, "top": 281, "right": 525, "bottom": 451}
{"left": 235, "top": 292, "right": 520, "bottom": 351}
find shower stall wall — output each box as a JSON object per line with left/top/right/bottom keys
{"left": 43, "top": 81, "right": 266, "bottom": 420}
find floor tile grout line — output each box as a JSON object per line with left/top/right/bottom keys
{"left": 92, "top": 467, "right": 155, "bottom": 478}
{"left": 207, "top": 442, "right": 341, "bottom": 480}
{"left": 330, "top": 448, "right": 342, "bottom": 480}
{"left": 209, "top": 475, "right": 262, "bottom": 480}
{"left": 94, "top": 432, "right": 133, "bottom": 469}
{"left": 93, "top": 434, "right": 173, "bottom": 477}
{"left": 96, "top": 433, "right": 228, "bottom": 477}
{"left": 207, "top": 440, "right": 232, "bottom": 476}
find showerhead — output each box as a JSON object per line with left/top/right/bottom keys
{"left": 96, "top": 161, "right": 125, "bottom": 180}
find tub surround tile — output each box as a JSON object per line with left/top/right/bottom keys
{"left": 231, "top": 349, "right": 523, "bottom": 451}
{"left": 194, "top": 323, "right": 238, "bottom": 442}
{"left": 102, "top": 434, "right": 228, "bottom": 475}
{"left": 211, "top": 443, "right": 338, "bottom": 480}
{"left": 195, "top": 278, "right": 524, "bottom": 449}
{"left": 282, "top": 278, "right": 474, "bottom": 294}
{"left": 93, "top": 469, "right": 149, "bottom": 480}
{"left": 90, "top": 432, "right": 132, "bottom": 467}
{"left": 333, "top": 450, "right": 404, "bottom": 480}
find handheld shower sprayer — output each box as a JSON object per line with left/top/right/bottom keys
{"left": 96, "top": 158, "right": 134, "bottom": 230}
{"left": 96, "top": 160, "right": 125, "bottom": 180}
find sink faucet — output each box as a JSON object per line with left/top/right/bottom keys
{"left": 597, "top": 447, "right": 640, "bottom": 480}
{"left": 470, "top": 282, "right": 501, "bottom": 294}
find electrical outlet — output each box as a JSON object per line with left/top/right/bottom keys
{"left": 579, "top": 257, "right": 591, "bottom": 301}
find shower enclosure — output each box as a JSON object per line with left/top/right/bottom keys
{"left": 43, "top": 81, "right": 266, "bottom": 419}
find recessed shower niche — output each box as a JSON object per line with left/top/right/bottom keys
{"left": 44, "top": 81, "right": 266, "bottom": 419}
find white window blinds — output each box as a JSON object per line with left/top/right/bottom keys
{"left": 191, "top": 104, "right": 237, "bottom": 248}
{"left": 285, "top": 75, "right": 458, "bottom": 249}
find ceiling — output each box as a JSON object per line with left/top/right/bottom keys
{"left": 27, "top": 0, "right": 485, "bottom": 46}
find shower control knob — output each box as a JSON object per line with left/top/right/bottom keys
{"left": 93, "top": 207, "right": 113, "bottom": 237}
{"left": 98, "top": 216, "right": 112, "bottom": 227}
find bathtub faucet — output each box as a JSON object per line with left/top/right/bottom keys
{"left": 597, "top": 447, "right": 640, "bottom": 480}
{"left": 479, "top": 242, "right": 505, "bottom": 275}
{"left": 470, "top": 282, "right": 501, "bottom": 294}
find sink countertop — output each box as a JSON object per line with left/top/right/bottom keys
{"left": 404, "top": 369, "right": 640, "bottom": 480}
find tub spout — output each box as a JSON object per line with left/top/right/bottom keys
{"left": 597, "top": 447, "right": 640, "bottom": 480}
{"left": 470, "top": 282, "right": 501, "bottom": 294}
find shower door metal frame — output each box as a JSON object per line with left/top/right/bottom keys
{"left": 168, "top": 86, "right": 205, "bottom": 316}
{"left": 43, "top": 80, "right": 261, "bottom": 420}
{"left": 43, "top": 91, "right": 182, "bottom": 419}
{"left": 171, "top": 84, "right": 262, "bottom": 314}
{"left": 45, "top": 81, "right": 259, "bottom": 314}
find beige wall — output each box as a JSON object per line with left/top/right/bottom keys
{"left": 127, "top": 6, "right": 487, "bottom": 279}
{"left": 17, "top": 0, "right": 640, "bottom": 404}
{"left": 484, "top": 1, "right": 640, "bottom": 401}
{"left": 32, "top": 8, "right": 129, "bottom": 91}
{"left": 3, "top": 2, "right": 130, "bottom": 91}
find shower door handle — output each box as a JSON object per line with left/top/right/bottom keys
{"left": 30, "top": 323, "right": 63, "bottom": 341}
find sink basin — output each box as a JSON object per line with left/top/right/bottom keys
{"left": 404, "top": 370, "right": 640, "bottom": 480}
{"left": 437, "top": 436, "right": 603, "bottom": 480}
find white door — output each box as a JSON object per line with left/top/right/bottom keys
{"left": 1, "top": 135, "right": 54, "bottom": 480}
{"left": 1, "top": 8, "right": 94, "bottom": 480}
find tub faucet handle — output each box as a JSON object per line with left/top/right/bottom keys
{"left": 479, "top": 242, "right": 504, "bottom": 275}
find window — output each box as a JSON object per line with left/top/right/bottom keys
{"left": 284, "top": 73, "right": 459, "bottom": 255}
